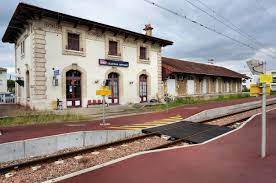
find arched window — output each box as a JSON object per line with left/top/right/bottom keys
{"left": 139, "top": 74, "right": 147, "bottom": 102}
{"left": 108, "top": 72, "right": 119, "bottom": 104}
{"left": 66, "top": 70, "right": 81, "bottom": 107}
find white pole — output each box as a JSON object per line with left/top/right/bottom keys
{"left": 261, "top": 82, "right": 266, "bottom": 158}
{"left": 102, "top": 95, "right": 105, "bottom": 125}
{"left": 261, "top": 60, "right": 266, "bottom": 158}
{"left": 100, "top": 95, "right": 110, "bottom": 126}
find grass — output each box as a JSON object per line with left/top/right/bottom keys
{"left": 0, "top": 93, "right": 253, "bottom": 127}
{"left": 0, "top": 112, "right": 89, "bottom": 127}
{"left": 146, "top": 93, "right": 251, "bottom": 111}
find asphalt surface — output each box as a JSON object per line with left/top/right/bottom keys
{"left": 60, "top": 108, "right": 276, "bottom": 183}
{"left": 0, "top": 96, "right": 273, "bottom": 143}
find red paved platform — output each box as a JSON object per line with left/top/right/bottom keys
{"left": 61, "top": 108, "right": 276, "bottom": 183}
{"left": 0, "top": 96, "right": 273, "bottom": 143}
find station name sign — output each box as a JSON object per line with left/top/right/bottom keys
{"left": 99, "top": 59, "right": 129, "bottom": 68}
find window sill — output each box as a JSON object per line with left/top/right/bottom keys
{"left": 63, "top": 49, "right": 86, "bottom": 57}
{"left": 107, "top": 54, "right": 122, "bottom": 60}
{"left": 138, "top": 59, "right": 150, "bottom": 64}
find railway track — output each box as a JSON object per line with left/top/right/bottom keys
{"left": 1, "top": 104, "right": 275, "bottom": 182}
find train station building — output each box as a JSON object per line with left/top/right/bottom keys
{"left": 2, "top": 3, "right": 173, "bottom": 110}
{"left": 2, "top": 3, "right": 247, "bottom": 110}
{"left": 162, "top": 57, "right": 246, "bottom": 97}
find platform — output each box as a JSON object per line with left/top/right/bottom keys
{"left": 0, "top": 96, "right": 273, "bottom": 143}
{"left": 58, "top": 109, "right": 276, "bottom": 183}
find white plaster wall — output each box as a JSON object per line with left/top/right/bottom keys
{"left": 0, "top": 71, "right": 7, "bottom": 93}
{"left": 15, "top": 31, "right": 33, "bottom": 106}
{"left": 215, "top": 79, "right": 219, "bottom": 93}
{"left": 45, "top": 31, "right": 159, "bottom": 108}
{"left": 187, "top": 79, "right": 195, "bottom": 95}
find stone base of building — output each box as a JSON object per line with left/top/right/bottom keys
{"left": 176, "top": 92, "right": 244, "bottom": 100}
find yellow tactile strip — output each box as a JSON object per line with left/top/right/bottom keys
{"left": 110, "top": 115, "right": 183, "bottom": 130}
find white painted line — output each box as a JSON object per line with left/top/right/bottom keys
{"left": 43, "top": 107, "right": 276, "bottom": 183}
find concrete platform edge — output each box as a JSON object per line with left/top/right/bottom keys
{"left": 0, "top": 130, "right": 142, "bottom": 163}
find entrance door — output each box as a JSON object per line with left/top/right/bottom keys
{"left": 139, "top": 74, "right": 147, "bottom": 103}
{"left": 66, "top": 70, "right": 81, "bottom": 107}
{"left": 108, "top": 72, "right": 119, "bottom": 104}
{"left": 187, "top": 76, "right": 195, "bottom": 95}
{"left": 167, "top": 79, "right": 176, "bottom": 96}
{"left": 202, "top": 78, "right": 207, "bottom": 94}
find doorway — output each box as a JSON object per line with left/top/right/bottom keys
{"left": 66, "top": 70, "right": 81, "bottom": 107}
{"left": 139, "top": 74, "right": 147, "bottom": 103}
{"left": 187, "top": 75, "right": 195, "bottom": 95}
{"left": 108, "top": 72, "right": 119, "bottom": 104}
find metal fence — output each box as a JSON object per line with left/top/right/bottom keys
{"left": 0, "top": 94, "right": 15, "bottom": 104}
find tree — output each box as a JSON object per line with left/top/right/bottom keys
{"left": 7, "top": 80, "right": 15, "bottom": 93}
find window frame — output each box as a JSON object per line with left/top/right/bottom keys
{"left": 62, "top": 28, "right": 86, "bottom": 57}
{"left": 105, "top": 36, "right": 122, "bottom": 60}
{"left": 139, "top": 46, "right": 147, "bottom": 60}
{"left": 67, "top": 32, "right": 81, "bottom": 51}
{"left": 108, "top": 40, "right": 118, "bottom": 56}
{"left": 20, "top": 40, "right": 25, "bottom": 57}
{"left": 137, "top": 42, "right": 150, "bottom": 64}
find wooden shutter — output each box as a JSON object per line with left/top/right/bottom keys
{"left": 140, "top": 47, "right": 147, "bottom": 60}
{"left": 109, "top": 41, "right": 118, "bottom": 56}
{"left": 68, "top": 33, "right": 80, "bottom": 51}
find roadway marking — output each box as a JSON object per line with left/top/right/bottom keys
{"left": 109, "top": 115, "right": 183, "bottom": 130}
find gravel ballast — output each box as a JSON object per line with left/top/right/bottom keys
{"left": 0, "top": 136, "right": 168, "bottom": 183}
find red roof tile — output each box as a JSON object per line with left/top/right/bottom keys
{"left": 162, "top": 57, "right": 247, "bottom": 79}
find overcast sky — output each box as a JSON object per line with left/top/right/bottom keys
{"left": 1, "top": 0, "right": 276, "bottom": 77}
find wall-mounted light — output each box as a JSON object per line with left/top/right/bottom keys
{"left": 94, "top": 80, "right": 100, "bottom": 84}
{"left": 17, "top": 68, "right": 21, "bottom": 74}
{"left": 129, "top": 81, "right": 134, "bottom": 85}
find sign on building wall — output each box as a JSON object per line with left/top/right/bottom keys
{"left": 54, "top": 69, "right": 60, "bottom": 76}
{"left": 99, "top": 59, "right": 129, "bottom": 67}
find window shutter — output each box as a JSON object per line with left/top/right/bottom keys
{"left": 140, "top": 47, "right": 146, "bottom": 60}
{"left": 67, "top": 33, "right": 80, "bottom": 51}
{"left": 109, "top": 41, "right": 118, "bottom": 56}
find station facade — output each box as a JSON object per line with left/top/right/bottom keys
{"left": 162, "top": 57, "right": 245, "bottom": 97}
{"left": 2, "top": 3, "right": 247, "bottom": 110}
{"left": 2, "top": 3, "right": 172, "bottom": 110}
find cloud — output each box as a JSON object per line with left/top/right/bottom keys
{"left": 1, "top": 0, "right": 276, "bottom": 76}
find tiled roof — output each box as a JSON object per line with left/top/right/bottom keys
{"left": 2, "top": 3, "right": 173, "bottom": 46}
{"left": 162, "top": 57, "right": 247, "bottom": 79}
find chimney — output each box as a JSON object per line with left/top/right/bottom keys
{"left": 143, "top": 24, "right": 153, "bottom": 36}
